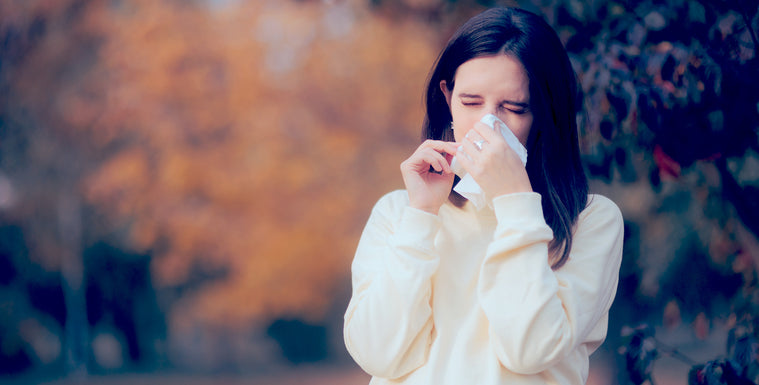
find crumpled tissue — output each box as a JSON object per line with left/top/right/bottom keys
{"left": 450, "top": 113, "right": 528, "bottom": 210}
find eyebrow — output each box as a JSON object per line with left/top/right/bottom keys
{"left": 458, "top": 93, "right": 530, "bottom": 108}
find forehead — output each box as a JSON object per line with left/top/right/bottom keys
{"left": 453, "top": 54, "right": 529, "bottom": 98}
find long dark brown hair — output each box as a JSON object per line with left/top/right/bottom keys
{"left": 422, "top": 7, "right": 588, "bottom": 269}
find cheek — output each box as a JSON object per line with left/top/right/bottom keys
{"left": 453, "top": 126, "right": 468, "bottom": 143}
{"left": 451, "top": 111, "right": 477, "bottom": 142}
{"left": 453, "top": 120, "right": 480, "bottom": 143}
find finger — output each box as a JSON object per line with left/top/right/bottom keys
{"left": 464, "top": 132, "right": 487, "bottom": 152}
{"left": 424, "top": 141, "right": 460, "bottom": 159}
{"left": 461, "top": 138, "right": 482, "bottom": 159}
{"left": 464, "top": 130, "right": 487, "bottom": 148}
{"left": 455, "top": 144, "right": 474, "bottom": 170}
{"left": 471, "top": 121, "right": 504, "bottom": 145}
{"left": 444, "top": 151, "right": 454, "bottom": 165}
{"left": 420, "top": 139, "right": 460, "bottom": 156}
{"left": 472, "top": 123, "right": 520, "bottom": 161}
{"left": 417, "top": 148, "right": 451, "bottom": 173}
{"left": 416, "top": 141, "right": 458, "bottom": 170}
{"left": 443, "top": 141, "right": 461, "bottom": 156}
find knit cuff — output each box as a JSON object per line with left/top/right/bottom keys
{"left": 391, "top": 206, "right": 441, "bottom": 259}
{"left": 492, "top": 192, "right": 548, "bottom": 229}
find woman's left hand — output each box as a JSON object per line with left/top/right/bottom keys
{"left": 455, "top": 120, "right": 533, "bottom": 198}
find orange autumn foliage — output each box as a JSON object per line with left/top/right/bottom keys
{"left": 5, "top": 0, "right": 439, "bottom": 329}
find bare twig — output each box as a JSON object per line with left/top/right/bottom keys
{"left": 653, "top": 338, "right": 699, "bottom": 366}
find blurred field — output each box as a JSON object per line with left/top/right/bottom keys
{"left": 10, "top": 324, "right": 726, "bottom": 385}
{"left": 0, "top": 322, "right": 728, "bottom": 385}
{"left": 9, "top": 365, "right": 370, "bottom": 385}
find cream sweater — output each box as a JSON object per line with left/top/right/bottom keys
{"left": 344, "top": 191, "right": 624, "bottom": 384}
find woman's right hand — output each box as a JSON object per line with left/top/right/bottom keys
{"left": 400, "top": 140, "right": 459, "bottom": 215}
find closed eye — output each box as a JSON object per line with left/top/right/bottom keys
{"left": 500, "top": 102, "right": 529, "bottom": 115}
{"left": 458, "top": 94, "right": 483, "bottom": 106}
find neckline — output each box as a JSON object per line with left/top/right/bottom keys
{"left": 442, "top": 199, "right": 497, "bottom": 218}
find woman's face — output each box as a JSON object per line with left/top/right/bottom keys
{"left": 441, "top": 54, "right": 533, "bottom": 145}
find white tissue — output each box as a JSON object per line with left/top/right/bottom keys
{"left": 451, "top": 114, "right": 528, "bottom": 210}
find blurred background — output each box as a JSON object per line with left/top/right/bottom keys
{"left": 0, "top": 0, "right": 757, "bottom": 384}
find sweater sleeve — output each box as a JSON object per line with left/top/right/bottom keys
{"left": 343, "top": 191, "right": 440, "bottom": 379}
{"left": 478, "top": 193, "right": 624, "bottom": 374}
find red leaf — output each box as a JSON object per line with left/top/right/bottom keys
{"left": 653, "top": 145, "right": 682, "bottom": 179}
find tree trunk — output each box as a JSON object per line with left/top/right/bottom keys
{"left": 59, "top": 190, "right": 88, "bottom": 379}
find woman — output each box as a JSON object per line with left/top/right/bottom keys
{"left": 344, "top": 7, "right": 624, "bottom": 385}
